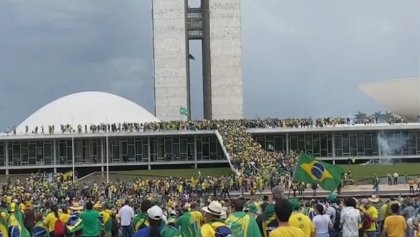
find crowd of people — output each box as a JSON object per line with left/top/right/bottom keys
{"left": 1, "top": 173, "right": 420, "bottom": 237}
{"left": 4, "top": 111, "right": 409, "bottom": 136}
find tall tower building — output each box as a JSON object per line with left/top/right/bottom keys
{"left": 152, "top": 0, "right": 243, "bottom": 121}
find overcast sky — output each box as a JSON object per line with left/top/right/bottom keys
{"left": 0, "top": 0, "right": 419, "bottom": 129}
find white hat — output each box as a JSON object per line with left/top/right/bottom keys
{"left": 368, "top": 195, "right": 380, "bottom": 203}
{"left": 147, "top": 206, "right": 163, "bottom": 220}
{"left": 202, "top": 201, "right": 225, "bottom": 217}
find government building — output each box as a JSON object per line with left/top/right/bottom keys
{"left": 1, "top": 92, "right": 419, "bottom": 175}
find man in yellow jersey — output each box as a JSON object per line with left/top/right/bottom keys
{"left": 269, "top": 198, "right": 304, "bottom": 237}
{"left": 381, "top": 203, "right": 406, "bottom": 237}
{"left": 360, "top": 198, "right": 378, "bottom": 237}
{"left": 200, "top": 201, "right": 229, "bottom": 237}
{"left": 288, "top": 199, "right": 315, "bottom": 237}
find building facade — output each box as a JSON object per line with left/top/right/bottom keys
{"left": 1, "top": 124, "right": 420, "bottom": 175}
{"left": 153, "top": 0, "right": 243, "bottom": 121}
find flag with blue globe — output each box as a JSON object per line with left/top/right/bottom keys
{"left": 293, "top": 153, "right": 344, "bottom": 191}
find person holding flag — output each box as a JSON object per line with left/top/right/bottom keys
{"left": 9, "top": 202, "right": 30, "bottom": 237}
{"left": 133, "top": 200, "right": 153, "bottom": 232}
{"left": 174, "top": 202, "right": 203, "bottom": 237}
{"left": 225, "top": 198, "right": 262, "bottom": 237}
{"left": 293, "top": 153, "right": 344, "bottom": 192}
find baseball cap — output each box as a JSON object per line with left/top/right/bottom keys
{"left": 147, "top": 206, "right": 163, "bottom": 220}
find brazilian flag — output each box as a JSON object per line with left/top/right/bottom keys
{"left": 293, "top": 153, "right": 344, "bottom": 191}
{"left": 8, "top": 211, "right": 30, "bottom": 237}
{"left": 0, "top": 218, "right": 8, "bottom": 237}
{"left": 32, "top": 222, "right": 48, "bottom": 237}
{"left": 66, "top": 215, "right": 83, "bottom": 233}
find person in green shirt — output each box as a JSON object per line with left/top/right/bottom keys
{"left": 225, "top": 198, "right": 262, "bottom": 237}
{"left": 80, "top": 202, "right": 102, "bottom": 237}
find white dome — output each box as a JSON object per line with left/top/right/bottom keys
{"left": 17, "top": 91, "right": 159, "bottom": 133}
{"left": 359, "top": 77, "right": 420, "bottom": 121}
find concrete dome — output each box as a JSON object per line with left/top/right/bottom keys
{"left": 359, "top": 78, "right": 420, "bottom": 121}
{"left": 17, "top": 91, "right": 159, "bottom": 133}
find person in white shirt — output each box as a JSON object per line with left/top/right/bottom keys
{"left": 313, "top": 203, "right": 333, "bottom": 237}
{"left": 119, "top": 200, "right": 135, "bottom": 237}
{"left": 340, "top": 198, "right": 361, "bottom": 237}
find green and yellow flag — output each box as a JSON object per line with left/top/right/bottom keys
{"left": 293, "top": 153, "right": 344, "bottom": 191}
{"left": 180, "top": 107, "right": 190, "bottom": 116}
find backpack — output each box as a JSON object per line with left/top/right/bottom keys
{"left": 332, "top": 206, "right": 341, "bottom": 231}
{"left": 214, "top": 226, "right": 232, "bottom": 237}
{"left": 211, "top": 222, "right": 232, "bottom": 237}
{"left": 361, "top": 212, "right": 372, "bottom": 230}
{"left": 54, "top": 219, "right": 66, "bottom": 236}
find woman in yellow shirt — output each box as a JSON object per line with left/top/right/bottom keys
{"left": 43, "top": 205, "right": 59, "bottom": 237}
{"left": 59, "top": 207, "right": 71, "bottom": 224}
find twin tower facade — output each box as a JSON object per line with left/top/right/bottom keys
{"left": 153, "top": 0, "right": 243, "bottom": 121}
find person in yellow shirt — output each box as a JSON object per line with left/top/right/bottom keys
{"left": 381, "top": 203, "right": 406, "bottom": 237}
{"left": 59, "top": 207, "right": 71, "bottom": 224}
{"left": 200, "top": 201, "right": 228, "bottom": 237}
{"left": 360, "top": 198, "right": 378, "bottom": 237}
{"left": 269, "top": 199, "right": 304, "bottom": 237}
{"left": 288, "top": 199, "right": 315, "bottom": 237}
{"left": 43, "top": 205, "right": 59, "bottom": 236}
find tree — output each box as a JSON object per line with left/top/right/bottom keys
{"left": 354, "top": 111, "right": 367, "bottom": 124}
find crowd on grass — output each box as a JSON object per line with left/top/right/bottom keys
{"left": 3, "top": 111, "right": 409, "bottom": 136}
{"left": 1, "top": 172, "right": 420, "bottom": 237}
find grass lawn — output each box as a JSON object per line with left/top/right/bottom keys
{"left": 339, "top": 163, "right": 420, "bottom": 181}
{"left": 113, "top": 163, "right": 420, "bottom": 181}
{"left": 115, "top": 167, "right": 234, "bottom": 178}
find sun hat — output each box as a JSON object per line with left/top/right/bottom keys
{"left": 147, "top": 205, "right": 163, "bottom": 220}
{"left": 69, "top": 202, "right": 84, "bottom": 211}
{"left": 368, "top": 195, "right": 380, "bottom": 203}
{"left": 202, "top": 201, "right": 224, "bottom": 217}
{"left": 361, "top": 198, "right": 370, "bottom": 205}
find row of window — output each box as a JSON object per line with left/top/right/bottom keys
{"left": 255, "top": 131, "right": 420, "bottom": 157}
{"left": 0, "top": 135, "right": 224, "bottom": 166}
{"left": 1, "top": 130, "right": 420, "bottom": 166}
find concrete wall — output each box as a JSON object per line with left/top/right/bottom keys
{"left": 153, "top": 0, "right": 189, "bottom": 121}
{"left": 203, "top": 0, "right": 243, "bottom": 119}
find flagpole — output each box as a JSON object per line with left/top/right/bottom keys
{"left": 106, "top": 118, "right": 109, "bottom": 184}
{"left": 72, "top": 135, "right": 75, "bottom": 183}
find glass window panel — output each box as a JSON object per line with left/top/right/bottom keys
{"left": 274, "top": 136, "right": 283, "bottom": 152}
{"left": 180, "top": 139, "right": 187, "bottom": 153}
{"left": 128, "top": 145, "right": 135, "bottom": 159}
{"left": 44, "top": 143, "right": 51, "bottom": 157}
{"left": 29, "top": 144, "right": 35, "bottom": 157}
{"left": 203, "top": 143, "right": 209, "bottom": 157}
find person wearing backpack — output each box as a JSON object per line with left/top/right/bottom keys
{"left": 133, "top": 205, "right": 181, "bottom": 237}
{"left": 43, "top": 205, "right": 63, "bottom": 237}
{"left": 200, "top": 201, "right": 231, "bottom": 237}
{"left": 225, "top": 198, "right": 261, "bottom": 237}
